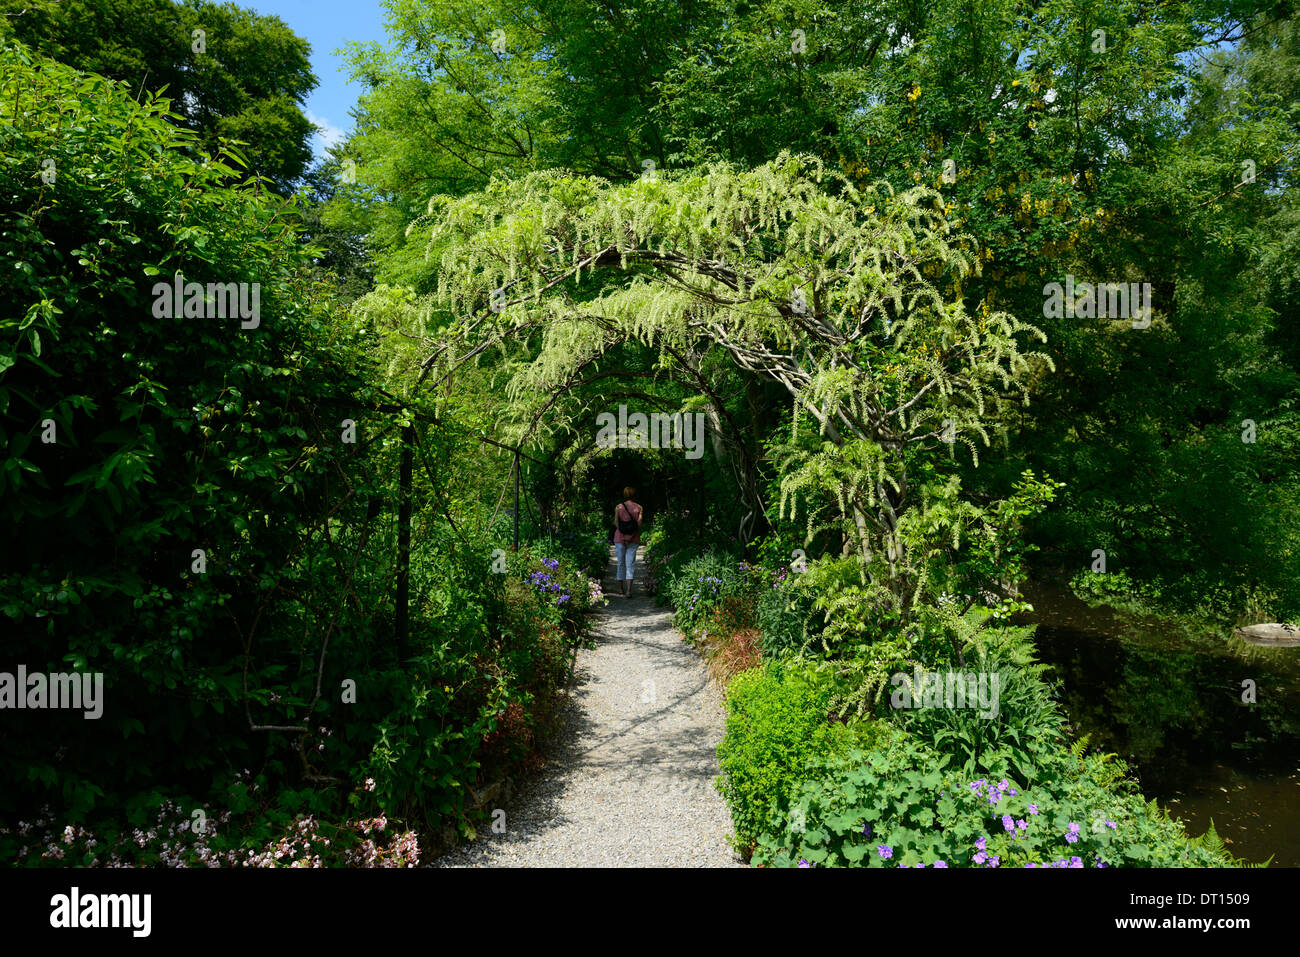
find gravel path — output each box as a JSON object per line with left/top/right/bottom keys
{"left": 433, "top": 546, "right": 743, "bottom": 867}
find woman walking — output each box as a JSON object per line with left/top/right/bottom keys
{"left": 613, "top": 487, "right": 643, "bottom": 597}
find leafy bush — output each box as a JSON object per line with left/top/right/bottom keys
{"left": 0, "top": 46, "right": 606, "bottom": 857}
{"left": 663, "top": 550, "right": 751, "bottom": 635}
{"left": 532, "top": 529, "right": 609, "bottom": 580}
{"left": 754, "top": 576, "right": 821, "bottom": 658}
{"left": 1070, "top": 568, "right": 1168, "bottom": 610}
{"left": 713, "top": 521, "right": 1230, "bottom": 869}
{"left": 643, "top": 508, "right": 739, "bottom": 601}
{"left": 715, "top": 661, "right": 878, "bottom": 855}
{"left": 510, "top": 545, "right": 605, "bottom": 641}
{"left": 643, "top": 536, "right": 704, "bottom": 603}
{"left": 892, "top": 617, "right": 1065, "bottom": 784}
{"left": 754, "top": 733, "right": 1235, "bottom": 868}
{"left": 0, "top": 790, "right": 422, "bottom": 868}
{"left": 0, "top": 43, "right": 385, "bottom": 825}
{"left": 348, "top": 544, "right": 597, "bottom": 837}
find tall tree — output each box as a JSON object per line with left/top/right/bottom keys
{"left": 338, "top": 0, "right": 1300, "bottom": 614}
{"left": 0, "top": 0, "right": 318, "bottom": 192}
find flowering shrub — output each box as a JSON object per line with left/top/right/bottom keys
{"left": 654, "top": 539, "right": 822, "bottom": 656}
{"left": 527, "top": 561, "right": 573, "bottom": 607}
{"left": 0, "top": 541, "right": 610, "bottom": 870}
{"left": 663, "top": 551, "right": 753, "bottom": 635}
{"left": 643, "top": 546, "right": 674, "bottom": 597}
{"left": 358, "top": 545, "right": 605, "bottom": 845}
{"left": 0, "top": 790, "right": 421, "bottom": 868}
{"left": 709, "top": 529, "right": 1235, "bottom": 870}
{"left": 754, "top": 573, "right": 821, "bottom": 658}
{"left": 753, "top": 732, "right": 1235, "bottom": 868}
{"left": 242, "top": 813, "right": 421, "bottom": 868}
{"left": 512, "top": 547, "right": 603, "bottom": 642}
{"left": 531, "top": 530, "right": 609, "bottom": 580}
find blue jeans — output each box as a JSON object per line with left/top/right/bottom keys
{"left": 615, "top": 542, "right": 638, "bottom": 581}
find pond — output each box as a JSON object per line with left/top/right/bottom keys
{"left": 1018, "top": 580, "right": 1300, "bottom": 867}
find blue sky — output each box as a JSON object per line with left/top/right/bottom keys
{"left": 246, "top": 0, "right": 392, "bottom": 160}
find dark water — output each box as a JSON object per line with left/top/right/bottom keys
{"left": 1018, "top": 581, "right": 1300, "bottom": 866}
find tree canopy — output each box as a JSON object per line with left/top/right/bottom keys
{"left": 0, "top": 0, "right": 318, "bottom": 191}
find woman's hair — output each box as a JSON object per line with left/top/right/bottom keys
{"left": 623, "top": 486, "right": 636, "bottom": 500}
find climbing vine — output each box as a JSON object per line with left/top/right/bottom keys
{"left": 384, "top": 152, "right": 1054, "bottom": 630}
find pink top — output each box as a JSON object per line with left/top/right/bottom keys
{"left": 614, "top": 501, "right": 642, "bottom": 545}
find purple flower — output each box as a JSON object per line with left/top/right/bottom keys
{"left": 989, "top": 856, "right": 1001, "bottom": 867}
{"left": 878, "top": 845, "right": 893, "bottom": 860}
{"left": 973, "top": 851, "right": 987, "bottom": 865}
{"left": 798, "top": 859, "right": 812, "bottom": 868}
{"left": 933, "top": 861, "right": 948, "bottom": 868}
{"left": 1001, "top": 815, "right": 1015, "bottom": 832}
{"left": 861, "top": 824, "right": 872, "bottom": 838}
{"left": 1016, "top": 819, "right": 1027, "bottom": 831}
{"left": 1028, "top": 804, "right": 1039, "bottom": 815}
